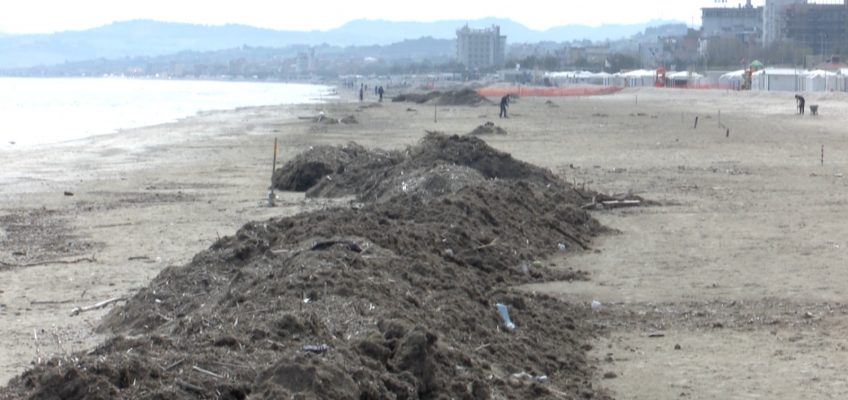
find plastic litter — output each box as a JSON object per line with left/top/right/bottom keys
{"left": 302, "top": 344, "right": 330, "bottom": 354}
{"left": 511, "top": 372, "right": 549, "bottom": 383}
{"left": 496, "top": 303, "right": 516, "bottom": 331}
{"left": 591, "top": 300, "right": 602, "bottom": 310}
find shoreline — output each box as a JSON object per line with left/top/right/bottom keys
{"left": 0, "top": 77, "right": 338, "bottom": 147}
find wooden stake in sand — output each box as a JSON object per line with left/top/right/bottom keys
{"left": 434, "top": 103, "right": 437, "bottom": 123}
{"left": 693, "top": 116, "right": 699, "bottom": 129}
{"left": 269, "top": 137, "right": 278, "bottom": 207}
{"left": 822, "top": 145, "right": 825, "bottom": 165}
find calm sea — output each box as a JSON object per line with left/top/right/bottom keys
{"left": 0, "top": 77, "right": 335, "bottom": 146}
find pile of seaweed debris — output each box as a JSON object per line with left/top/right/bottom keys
{"left": 2, "top": 134, "right": 614, "bottom": 400}
{"left": 274, "top": 132, "right": 564, "bottom": 203}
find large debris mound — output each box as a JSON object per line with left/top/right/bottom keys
{"left": 3, "top": 180, "right": 610, "bottom": 399}
{"left": 392, "top": 89, "right": 491, "bottom": 106}
{"left": 274, "top": 132, "right": 563, "bottom": 202}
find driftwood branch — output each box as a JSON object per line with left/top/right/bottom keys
{"left": 0, "top": 257, "right": 97, "bottom": 270}
{"left": 70, "top": 297, "right": 127, "bottom": 316}
{"left": 570, "top": 186, "right": 592, "bottom": 200}
{"left": 458, "top": 238, "right": 499, "bottom": 255}
{"left": 192, "top": 365, "right": 224, "bottom": 379}
{"left": 162, "top": 358, "right": 185, "bottom": 372}
{"left": 581, "top": 200, "right": 641, "bottom": 210}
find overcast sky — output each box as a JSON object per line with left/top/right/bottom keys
{"left": 2, "top": 0, "right": 763, "bottom": 34}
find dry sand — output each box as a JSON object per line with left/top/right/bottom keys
{"left": 3, "top": 87, "right": 848, "bottom": 398}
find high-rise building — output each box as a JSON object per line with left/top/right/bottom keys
{"left": 456, "top": 25, "right": 506, "bottom": 69}
{"left": 782, "top": 1, "right": 848, "bottom": 54}
{"left": 762, "top": 0, "right": 805, "bottom": 46}
{"left": 701, "top": 0, "right": 763, "bottom": 42}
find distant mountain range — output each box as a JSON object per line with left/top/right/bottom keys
{"left": 0, "top": 18, "right": 684, "bottom": 69}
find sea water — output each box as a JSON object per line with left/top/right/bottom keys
{"left": 0, "top": 77, "right": 335, "bottom": 146}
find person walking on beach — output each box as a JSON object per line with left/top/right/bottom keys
{"left": 359, "top": 84, "right": 364, "bottom": 102}
{"left": 795, "top": 94, "right": 805, "bottom": 115}
{"left": 499, "top": 95, "right": 509, "bottom": 118}
{"left": 378, "top": 86, "right": 384, "bottom": 102}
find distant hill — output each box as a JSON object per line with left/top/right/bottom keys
{"left": 5, "top": 36, "right": 458, "bottom": 78}
{"left": 0, "top": 18, "right": 683, "bottom": 69}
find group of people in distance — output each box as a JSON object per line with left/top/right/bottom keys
{"left": 359, "top": 84, "right": 385, "bottom": 102}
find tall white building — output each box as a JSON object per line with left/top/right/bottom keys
{"left": 456, "top": 25, "right": 506, "bottom": 69}
{"left": 701, "top": 0, "right": 763, "bottom": 41}
{"left": 762, "top": 0, "right": 805, "bottom": 46}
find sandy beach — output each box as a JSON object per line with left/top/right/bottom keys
{"left": 3, "top": 86, "right": 848, "bottom": 398}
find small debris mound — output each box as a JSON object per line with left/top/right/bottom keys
{"left": 545, "top": 100, "right": 559, "bottom": 108}
{"left": 393, "top": 89, "right": 491, "bottom": 106}
{"left": 272, "top": 144, "right": 403, "bottom": 192}
{"left": 469, "top": 121, "right": 508, "bottom": 136}
{"left": 435, "top": 88, "right": 491, "bottom": 106}
{"left": 274, "top": 132, "right": 563, "bottom": 202}
{"left": 303, "top": 114, "right": 358, "bottom": 125}
{"left": 357, "top": 103, "right": 382, "bottom": 110}
{"left": 392, "top": 92, "right": 441, "bottom": 104}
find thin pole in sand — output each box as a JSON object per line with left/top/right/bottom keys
{"left": 269, "top": 137, "right": 278, "bottom": 207}
{"left": 693, "top": 116, "right": 699, "bottom": 129}
{"left": 822, "top": 145, "right": 825, "bottom": 166}
{"left": 434, "top": 103, "right": 438, "bottom": 123}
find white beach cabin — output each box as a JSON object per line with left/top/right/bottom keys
{"left": 666, "top": 71, "right": 704, "bottom": 88}
{"left": 751, "top": 68, "right": 806, "bottom": 92}
{"left": 806, "top": 70, "right": 840, "bottom": 92}
{"left": 718, "top": 70, "right": 746, "bottom": 90}
{"left": 618, "top": 69, "right": 657, "bottom": 88}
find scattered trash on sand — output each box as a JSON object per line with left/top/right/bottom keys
{"left": 496, "top": 303, "right": 517, "bottom": 331}
{"left": 591, "top": 300, "right": 602, "bottom": 311}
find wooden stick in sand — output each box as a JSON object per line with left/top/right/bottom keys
{"left": 269, "top": 137, "right": 278, "bottom": 207}
{"left": 192, "top": 365, "right": 224, "bottom": 379}
{"left": 70, "top": 297, "right": 127, "bottom": 316}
